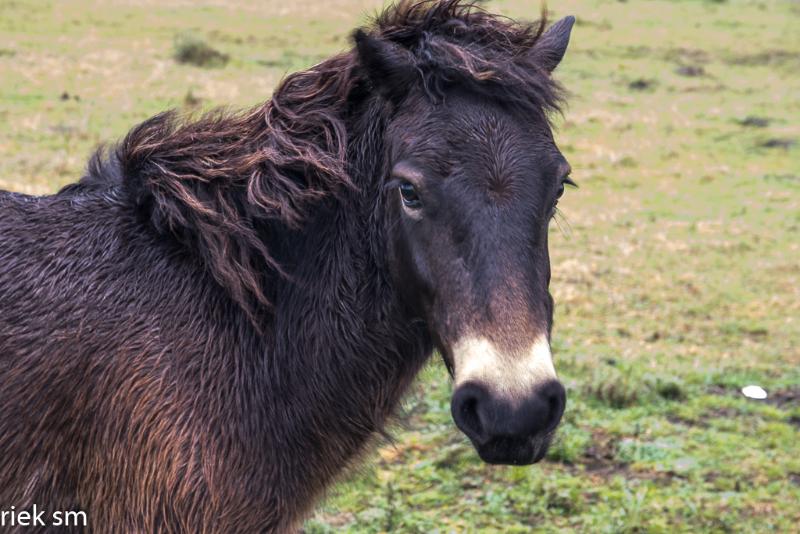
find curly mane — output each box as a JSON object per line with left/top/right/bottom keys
{"left": 85, "top": 0, "right": 563, "bottom": 322}
{"left": 372, "top": 0, "right": 563, "bottom": 113}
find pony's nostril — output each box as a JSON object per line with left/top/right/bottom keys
{"left": 451, "top": 383, "right": 489, "bottom": 443}
{"left": 542, "top": 381, "right": 567, "bottom": 433}
{"left": 460, "top": 396, "right": 481, "bottom": 434}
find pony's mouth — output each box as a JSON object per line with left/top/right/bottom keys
{"left": 471, "top": 433, "right": 554, "bottom": 465}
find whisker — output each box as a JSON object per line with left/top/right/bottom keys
{"left": 553, "top": 207, "right": 572, "bottom": 238}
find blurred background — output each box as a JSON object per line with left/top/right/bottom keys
{"left": 1, "top": 0, "right": 798, "bottom": 531}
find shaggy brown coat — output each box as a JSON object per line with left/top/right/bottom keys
{"left": 0, "top": 1, "right": 565, "bottom": 531}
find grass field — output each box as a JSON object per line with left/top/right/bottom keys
{"left": 1, "top": 0, "right": 799, "bottom": 531}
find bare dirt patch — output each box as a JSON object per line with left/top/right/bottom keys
{"left": 758, "top": 138, "right": 796, "bottom": 150}
{"left": 727, "top": 49, "right": 800, "bottom": 67}
{"left": 737, "top": 116, "right": 771, "bottom": 128}
{"left": 766, "top": 387, "right": 800, "bottom": 408}
{"left": 675, "top": 65, "right": 705, "bottom": 77}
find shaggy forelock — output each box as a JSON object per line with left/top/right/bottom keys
{"left": 370, "top": 0, "right": 564, "bottom": 115}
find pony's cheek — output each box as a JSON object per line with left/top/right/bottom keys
{"left": 386, "top": 220, "right": 426, "bottom": 306}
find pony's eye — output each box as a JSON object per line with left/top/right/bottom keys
{"left": 556, "top": 175, "right": 577, "bottom": 202}
{"left": 399, "top": 182, "right": 422, "bottom": 209}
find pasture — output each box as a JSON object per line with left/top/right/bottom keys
{"left": 0, "top": 0, "right": 798, "bottom": 531}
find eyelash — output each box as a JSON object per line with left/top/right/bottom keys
{"left": 555, "top": 176, "right": 577, "bottom": 201}
{"left": 551, "top": 175, "right": 577, "bottom": 218}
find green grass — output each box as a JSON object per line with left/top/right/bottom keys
{"left": 173, "top": 33, "right": 230, "bottom": 68}
{"left": 1, "top": 0, "right": 798, "bottom": 531}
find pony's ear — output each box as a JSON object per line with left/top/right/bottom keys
{"left": 530, "top": 16, "right": 575, "bottom": 73}
{"left": 353, "top": 29, "right": 416, "bottom": 103}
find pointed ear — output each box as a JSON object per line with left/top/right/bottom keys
{"left": 353, "top": 29, "right": 416, "bottom": 103}
{"left": 531, "top": 16, "right": 575, "bottom": 73}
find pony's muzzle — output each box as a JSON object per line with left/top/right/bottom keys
{"left": 451, "top": 379, "right": 566, "bottom": 464}
{"left": 447, "top": 335, "right": 565, "bottom": 464}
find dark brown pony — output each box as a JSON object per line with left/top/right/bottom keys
{"left": 0, "top": 1, "right": 575, "bottom": 531}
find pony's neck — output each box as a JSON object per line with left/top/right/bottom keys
{"left": 275, "top": 96, "right": 431, "bottom": 451}
{"left": 258, "top": 175, "right": 431, "bottom": 515}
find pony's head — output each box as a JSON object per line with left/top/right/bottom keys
{"left": 357, "top": 1, "right": 575, "bottom": 465}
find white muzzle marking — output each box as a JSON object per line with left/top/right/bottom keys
{"left": 453, "top": 335, "right": 557, "bottom": 398}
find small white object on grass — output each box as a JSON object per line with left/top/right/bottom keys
{"left": 741, "top": 385, "right": 767, "bottom": 400}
